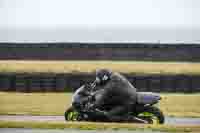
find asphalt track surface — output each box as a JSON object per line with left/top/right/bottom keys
{"left": 0, "top": 128, "right": 169, "bottom": 133}
{"left": 0, "top": 115, "right": 200, "bottom": 125}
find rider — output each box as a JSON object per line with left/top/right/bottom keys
{"left": 91, "top": 69, "right": 145, "bottom": 123}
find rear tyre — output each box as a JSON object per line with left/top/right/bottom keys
{"left": 136, "top": 106, "right": 165, "bottom": 124}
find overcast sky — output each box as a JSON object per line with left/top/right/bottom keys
{"left": 0, "top": 0, "right": 200, "bottom": 43}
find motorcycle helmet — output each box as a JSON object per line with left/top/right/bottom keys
{"left": 95, "top": 69, "right": 112, "bottom": 85}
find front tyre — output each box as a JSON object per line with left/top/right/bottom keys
{"left": 137, "top": 106, "right": 165, "bottom": 124}
{"left": 64, "top": 106, "right": 80, "bottom": 121}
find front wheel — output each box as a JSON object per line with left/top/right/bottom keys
{"left": 64, "top": 106, "right": 80, "bottom": 121}
{"left": 136, "top": 106, "right": 165, "bottom": 124}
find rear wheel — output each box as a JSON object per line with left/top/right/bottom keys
{"left": 136, "top": 106, "right": 165, "bottom": 124}
{"left": 64, "top": 106, "right": 80, "bottom": 121}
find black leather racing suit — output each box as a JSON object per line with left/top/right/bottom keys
{"left": 92, "top": 72, "right": 138, "bottom": 122}
{"left": 72, "top": 84, "right": 91, "bottom": 111}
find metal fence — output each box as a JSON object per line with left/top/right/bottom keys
{"left": 0, "top": 73, "right": 200, "bottom": 93}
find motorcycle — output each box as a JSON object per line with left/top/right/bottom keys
{"left": 65, "top": 83, "right": 165, "bottom": 124}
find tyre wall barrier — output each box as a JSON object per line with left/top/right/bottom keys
{"left": 0, "top": 73, "right": 199, "bottom": 93}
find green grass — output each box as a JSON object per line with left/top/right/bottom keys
{"left": 0, "top": 92, "right": 200, "bottom": 117}
{"left": 0, "top": 121, "right": 200, "bottom": 132}
{"left": 0, "top": 60, "right": 200, "bottom": 75}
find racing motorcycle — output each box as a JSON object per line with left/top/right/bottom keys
{"left": 65, "top": 83, "right": 165, "bottom": 124}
